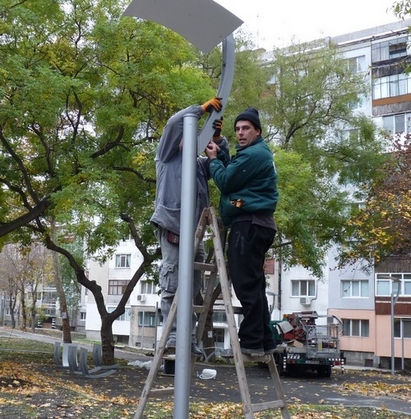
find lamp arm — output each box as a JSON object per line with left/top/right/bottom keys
{"left": 198, "top": 33, "right": 236, "bottom": 151}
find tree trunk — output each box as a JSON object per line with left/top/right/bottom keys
{"left": 45, "top": 213, "right": 153, "bottom": 365}
{"left": 9, "top": 298, "right": 16, "bottom": 328}
{"left": 51, "top": 219, "right": 72, "bottom": 343}
{"left": 31, "top": 310, "right": 36, "bottom": 333}
{"left": 20, "top": 292, "right": 27, "bottom": 330}
{"left": 101, "top": 314, "right": 115, "bottom": 365}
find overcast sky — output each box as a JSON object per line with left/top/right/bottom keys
{"left": 215, "top": 0, "right": 401, "bottom": 49}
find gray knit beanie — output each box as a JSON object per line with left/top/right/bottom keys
{"left": 234, "top": 108, "right": 261, "bottom": 131}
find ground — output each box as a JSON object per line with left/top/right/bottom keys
{"left": 1, "top": 332, "right": 411, "bottom": 418}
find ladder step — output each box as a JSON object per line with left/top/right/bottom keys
{"left": 194, "top": 261, "right": 217, "bottom": 272}
{"left": 150, "top": 387, "right": 174, "bottom": 395}
{"left": 217, "top": 352, "right": 272, "bottom": 363}
{"left": 252, "top": 400, "right": 286, "bottom": 412}
{"left": 193, "top": 305, "right": 206, "bottom": 313}
{"left": 242, "top": 354, "right": 271, "bottom": 363}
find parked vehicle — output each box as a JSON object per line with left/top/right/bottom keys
{"left": 271, "top": 311, "right": 344, "bottom": 377}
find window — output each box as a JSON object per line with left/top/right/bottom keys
{"left": 404, "top": 277, "right": 411, "bottom": 295}
{"left": 80, "top": 312, "right": 86, "bottom": 320}
{"left": 140, "top": 280, "right": 157, "bottom": 295}
{"left": 375, "top": 273, "right": 408, "bottom": 296}
{"left": 371, "top": 37, "right": 409, "bottom": 62}
{"left": 108, "top": 280, "right": 129, "bottom": 295}
{"left": 343, "top": 129, "right": 359, "bottom": 142}
{"left": 115, "top": 254, "right": 131, "bottom": 268}
{"left": 389, "top": 42, "right": 408, "bottom": 59}
{"left": 393, "top": 318, "right": 411, "bottom": 338}
{"left": 44, "top": 292, "right": 57, "bottom": 301}
{"left": 138, "top": 311, "right": 158, "bottom": 327}
{"left": 213, "top": 311, "right": 227, "bottom": 323}
{"left": 342, "top": 319, "right": 369, "bottom": 337}
{"left": 373, "top": 73, "right": 411, "bottom": 100}
{"left": 291, "top": 280, "right": 315, "bottom": 297}
{"left": 345, "top": 55, "right": 366, "bottom": 73}
{"left": 341, "top": 280, "right": 369, "bottom": 297}
{"left": 107, "top": 306, "right": 131, "bottom": 321}
{"left": 349, "top": 94, "right": 366, "bottom": 110}
{"left": 213, "top": 328, "right": 225, "bottom": 348}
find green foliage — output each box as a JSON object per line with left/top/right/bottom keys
{"left": 392, "top": 0, "right": 411, "bottom": 17}
{"left": 339, "top": 136, "right": 411, "bottom": 267}
{"left": 0, "top": 0, "right": 391, "bottom": 282}
{"left": 257, "top": 41, "right": 389, "bottom": 276}
{"left": 274, "top": 149, "right": 347, "bottom": 277}
{"left": 0, "top": 0, "right": 215, "bottom": 258}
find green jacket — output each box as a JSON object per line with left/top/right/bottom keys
{"left": 209, "top": 136, "right": 279, "bottom": 227}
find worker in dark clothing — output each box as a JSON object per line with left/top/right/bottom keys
{"left": 205, "top": 108, "right": 279, "bottom": 356}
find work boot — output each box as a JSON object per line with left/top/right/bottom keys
{"left": 165, "top": 338, "right": 176, "bottom": 354}
{"left": 191, "top": 343, "right": 204, "bottom": 358}
{"left": 241, "top": 347, "right": 265, "bottom": 357}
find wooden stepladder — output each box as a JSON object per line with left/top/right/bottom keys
{"left": 134, "top": 207, "right": 290, "bottom": 419}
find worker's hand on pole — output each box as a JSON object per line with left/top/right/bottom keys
{"left": 201, "top": 97, "right": 223, "bottom": 113}
{"left": 212, "top": 117, "right": 223, "bottom": 138}
{"left": 205, "top": 141, "right": 219, "bottom": 159}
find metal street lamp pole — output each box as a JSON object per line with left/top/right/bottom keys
{"left": 380, "top": 275, "right": 401, "bottom": 375}
{"left": 122, "top": 2, "right": 242, "bottom": 418}
{"left": 390, "top": 278, "right": 400, "bottom": 375}
{"left": 174, "top": 114, "right": 197, "bottom": 418}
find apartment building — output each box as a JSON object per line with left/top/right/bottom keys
{"left": 279, "top": 19, "right": 411, "bottom": 368}
{"left": 84, "top": 19, "right": 411, "bottom": 369}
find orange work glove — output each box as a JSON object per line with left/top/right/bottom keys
{"left": 212, "top": 117, "right": 223, "bottom": 137}
{"left": 201, "top": 97, "right": 223, "bottom": 113}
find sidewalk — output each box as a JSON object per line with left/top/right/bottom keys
{"left": 0, "top": 326, "right": 393, "bottom": 372}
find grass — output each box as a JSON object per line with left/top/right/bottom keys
{"left": 0, "top": 332, "right": 410, "bottom": 418}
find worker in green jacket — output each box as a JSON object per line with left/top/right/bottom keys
{"left": 205, "top": 108, "right": 279, "bottom": 356}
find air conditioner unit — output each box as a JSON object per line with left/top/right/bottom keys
{"left": 137, "top": 294, "right": 146, "bottom": 302}
{"left": 300, "top": 297, "right": 312, "bottom": 306}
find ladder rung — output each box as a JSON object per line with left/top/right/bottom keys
{"left": 194, "top": 261, "right": 217, "bottom": 272}
{"left": 150, "top": 387, "right": 174, "bottom": 395}
{"left": 193, "top": 305, "right": 206, "bottom": 313}
{"left": 214, "top": 305, "right": 243, "bottom": 314}
{"left": 241, "top": 354, "right": 271, "bottom": 363}
{"left": 252, "top": 400, "right": 286, "bottom": 412}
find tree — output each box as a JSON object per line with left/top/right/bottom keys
{"left": 0, "top": 0, "right": 269, "bottom": 363}
{"left": 0, "top": 246, "right": 20, "bottom": 328}
{"left": 339, "top": 136, "right": 411, "bottom": 267}
{"left": 305, "top": 0, "right": 411, "bottom": 270}
{"left": 259, "top": 41, "right": 390, "bottom": 277}
{"left": 0, "top": 243, "right": 53, "bottom": 330}
{"left": 392, "top": 0, "right": 411, "bottom": 17}
{"left": 0, "top": 0, "right": 215, "bottom": 363}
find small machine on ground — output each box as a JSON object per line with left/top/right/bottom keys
{"left": 271, "top": 311, "right": 344, "bottom": 377}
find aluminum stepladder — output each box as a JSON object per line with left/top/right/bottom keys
{"left": 133, "top": 207, "right": 290, "bottom": 419}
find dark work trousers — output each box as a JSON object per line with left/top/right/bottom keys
{"left": 227, "top": 221, "right": 276, "bottom": 350}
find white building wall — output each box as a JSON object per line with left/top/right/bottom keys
{"left": 279, "top": 263, "right": 329, "bottom": 317}
{"left": 84, "top": 238, "right": 145, "bottom": 341}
